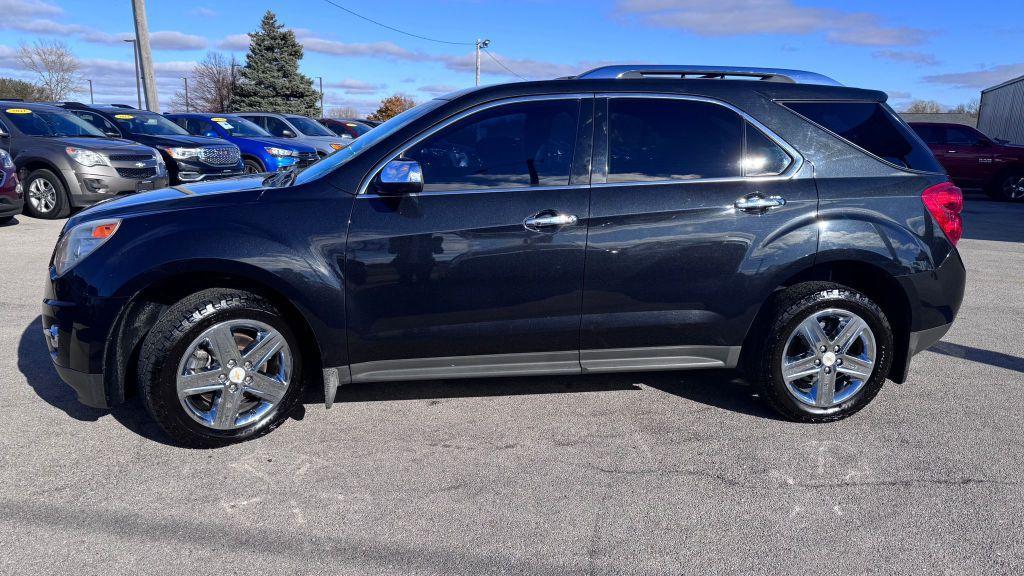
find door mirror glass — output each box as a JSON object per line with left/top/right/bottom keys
{"left": 281, "top": 129, "right": 295, "bottom": 138}
{"left": 203, "top": 131, "right": 218, "bottom": 138}
{"left": 104, "top": 131, "right": 120, "bottom": 138}
{"left": 377, "top": 159, "right": 423, "bottom": 194}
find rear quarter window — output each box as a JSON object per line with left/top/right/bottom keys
{"left": 783, "top": 101, "right": 942, "bottom": 173}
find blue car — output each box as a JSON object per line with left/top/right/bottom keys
{"left": 166, "top": 113, "right": 319, "bottom": 174}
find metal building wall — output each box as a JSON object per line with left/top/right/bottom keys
{"left": 978, "top": 76, "right": 1024, "bottom": 144}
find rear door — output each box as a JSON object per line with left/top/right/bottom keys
{"left": 344, "top": 95, "right": 594, "bottom": 381}
{"left": 941, "top": 126, "right": 992, "bottom": 187}
{"left": 580, "top": 94, "right": 817, "bottom": 370}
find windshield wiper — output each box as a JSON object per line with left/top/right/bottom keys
{"left": 262, "top": 164, "right": 300, "bottom": 188}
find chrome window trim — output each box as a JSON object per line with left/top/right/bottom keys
{"left": 357, "top": 93, "right": 594, "bottom": 197}
{"left": 595, "top": 92, "right": 804, "bottom": 187}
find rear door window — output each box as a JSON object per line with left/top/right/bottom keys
{"left": 783, "top": 101, "right": 942, "bottom": 172}
{"left": 263, "top": 116, "right": 291, "bottom": 137}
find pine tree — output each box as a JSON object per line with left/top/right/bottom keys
{"left": 231, "top": 11, "right": 320, "bottom": 115}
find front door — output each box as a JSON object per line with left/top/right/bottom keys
{"left": 344, "top": 96, "right": 593, "bottom": 381}
{"left": 580, "top": 95, "right": 818, "bottom": 371}
{"left": 940, "top": 125, "right": 992, "bottom": 188}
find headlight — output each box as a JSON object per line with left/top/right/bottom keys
{"left": 164, "top": 147, "right": 200, "bottom": 159}
{"left": 329, "top": 143, "right": 344, "bottom": 151}
{"left": 265, "top": 147, "right": 298, "bottom": 157}
{"left": 53, "top": 219, "right": 121, "bottom": 275}
{"left": 65, "top": 147, "right": 108, "bottom": 167}
{"left": 0, "top": 149, "right": 12, "bottom": 169}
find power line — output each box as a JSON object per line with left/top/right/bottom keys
{"left": 483, "top": 49, "right": 526, "bottom": 80}
{"left": 319, "top": 0, "right": 475, "bottom": 46}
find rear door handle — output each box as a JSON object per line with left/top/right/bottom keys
{"left": 524, "top": 212, "right": 578, "bottom": 229}
{"left": 735, "top": 195, "right": 786, "bottom": 212}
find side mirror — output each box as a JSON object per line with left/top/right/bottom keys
{"left": 281, "top": 129, "right": 296, "bottom": 138}
{"left": 0, "top": 129, "right": 8, "bottom": 138}
{"left": 203, "top": 131, "right": 218, "bottom": 138}
{"left": 376, "top": 159, "right": 423, "bottom": 195}
{"left": 104, "top": 131, "right": 120, "bottom": 138}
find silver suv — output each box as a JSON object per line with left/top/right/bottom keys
{"left": 0, "top": 101, "right": 168, "bottom": 219}
{"left": 235, "top": 112, "right": 347, "bottom": 157}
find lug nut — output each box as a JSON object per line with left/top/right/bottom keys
{"left": 227, "top": 359, "right": 236, "bottom": 368}
{"left": 833, "top": 345, "right": 840, "bottom": 353}
{"left": 218, "top": 374, "right": 227, "bottom": 382}
{"left": 836, "top": 359, "right": 843, "bottom": 366}
{"left": 244, "top": 361, "right": 252, "bottom": 370}
{"left": 824, "top": 367, "right": 831, "bottom": 374}
{"left": 814, "top": 359, "right": 821, "bottom": 366}
{"left": 819, "top": 345, "right": 827, "bottom": 352}
{"left": 228, "top": 383, "right": 237, "bottom": 392}
{"left": 244, "top": 376, "right": 253, "bottom": 384}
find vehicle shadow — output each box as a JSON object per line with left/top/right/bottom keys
{"left": 20, "top": 315, "right": 780, "bottom": 445}
{"left": 0, "top": 215, "right": 19, "bottom": 227}
{"left": 929, "top": 341, "right": 1024, "bottom": 374}
{"left": 17, "top": 316, "right": 175, "bottom": 445}
{"left": 961, "top": 193, "right": 1024, "bottom": 243}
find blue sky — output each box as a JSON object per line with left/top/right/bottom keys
{"left": 1, "top": 0, "right": 1022, "bottom": 115}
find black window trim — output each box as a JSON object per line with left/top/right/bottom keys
{"left": 358, "top": 93, "right": 594, "bottom": 197}
{"left": 592, "top": 92, "right": 804, "bottom": 187}
{"left": 778, "top": 98, "right": 943, "bottom": 175}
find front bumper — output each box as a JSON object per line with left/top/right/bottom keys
{"left": 172, "top": 158, "right": 245, "bottom": 184}
{"left": 62, "top": 167, "right": 169, "bottom": 208}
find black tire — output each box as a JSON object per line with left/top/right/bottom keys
{"left": 987, "top": 170, "right": 1024, "bottom": 202}
{"left": 755, "top": 283, "right": 893, "bottom": 423}
{"left": 22, "top": 169, "right": 71, "bottom": 219}
{"left": 243, "top": 157, "right": 265, "bottom": 174}
{"left": 137, "top": 288, "right": 303, "bottom": 447}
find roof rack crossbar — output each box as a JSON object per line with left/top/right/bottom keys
{"left": 576, "top": 65, "right": 843, "bottom": 86}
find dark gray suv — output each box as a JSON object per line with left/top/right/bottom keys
{"left": 0, "top": 102, "right": 168, "bottom": 219}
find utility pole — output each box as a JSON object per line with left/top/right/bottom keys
{"left": 474, "top": 39, "right": 490, "bottom": 86}
{"left": 124, "top": 39, "right": 141, "bottom": 109}
{"left": 131, "top": 0, "right": 160, "bottom": 111}
{"left": 182, "top": 77, "right": 189, "bottom": 112}
{"left": 229, "top": 61, "right": 240, "bottom": 113}
{"left": 87, "top": 79, "right": 94, "bottom": 104}
{"left": 317, "top": 76, "right": 324, "bottom": 117}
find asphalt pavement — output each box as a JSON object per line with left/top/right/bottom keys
{"left": 0, "top": 195, "right": 1021, "bottom": 575}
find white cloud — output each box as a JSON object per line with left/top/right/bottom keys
{"left": 217, "top": 34, "right": 251, "bottom": 51}
{"left": 873, "top": 50, "right": 940, "bottom": 66}
{"left": 615, "top": 0, "right": 924, "bottom": 46}
{"left": 418, "top": 84, "right": 460, "bottom": 96}
{"left": 189, "top": 7, "right": 217, "bottom": 17}
{"left": 326, "top": 79, "right": 385, "bottom": 94}
{"left": 149, "top": 31, "right": 208, "bottom": 51}
{"left": 923, "top": 64, "right": 1024, "bottom": 90}
{"left": 0, "top": 0, "right": 62, "bottom": 18}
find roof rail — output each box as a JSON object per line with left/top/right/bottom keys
{"left": 575, "top": 65, "right": 843, "bottom": 86}
{"left": 108, "top": 103, "right": 138, "bottom": 109}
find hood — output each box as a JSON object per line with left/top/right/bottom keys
{"left": 235, "top": 136, "right": 318, "bottom": 153}
{"left": 65, "top": 174, "right": 267, "bottom": 229}
{"left": 54, "top": 137, "right": 151, "bottom": 152}
{"left": 125, "top": 133, "right": 235, "bottom": 149}
{"left": 294, "top": 135, "right": 348, "bottom": 154}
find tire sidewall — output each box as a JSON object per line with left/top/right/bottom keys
{"left": 243, "top": 158, "right": 264, "bottom": 174}
{"left": 23, "top": 169, "right": 69, "bottom": 219}
{"left": 765, "top": 289, "right": 893, "bottom": 419}
{"left": 997, "top": 172, "right": 1024, "bottom": 202}
{"left": 148, "top": 302, "right": 303, "bottom": 445}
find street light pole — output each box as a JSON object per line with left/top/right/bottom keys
{"left": 124, "top": 39, "right": 141, "bottom": 109}
{"left": 182, "top": 77, "right": 189, "bottom": 112}
{"left": 87, "top": 79, "right": 94, "bottom": 104}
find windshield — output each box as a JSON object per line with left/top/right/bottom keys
{"left": 212, "top": 116, "right": 268, "bottom": 137}
{"left": 287, "top": 116, "right": 335, "bottom": 136}
{"left": 295, "top": 99, "right": 446, "bottom": 186}
{"left": 111, "top": 112, "right": 191, "bottom": 136}
{"left": 3, "top": 108, "right": 106, "bottom": 137}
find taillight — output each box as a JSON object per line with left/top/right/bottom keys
{"left": 922, "top": 182, "right": 963, "bottom": 246}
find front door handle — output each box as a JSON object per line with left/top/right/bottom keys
{"left": 735, "top": 195, "right": 786, "bottom": 212}
{"left": 524, "top": 212, "right": 578, "bottom": 229}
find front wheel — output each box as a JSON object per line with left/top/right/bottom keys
{"left": 243, "top": 158, "right": 264, "bottom": 174}
{"left": 23, "top": 169, "right": 70, "bottom": 219}
{"left": 756, "top": 284, "right": 893, "bottom": 422}
{"left": 989, "top": 171, "right": 1024, "bottom": 202}
{"left": 137, "top": 288, "right": 303, "bottom": 447}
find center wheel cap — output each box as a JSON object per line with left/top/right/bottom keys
{"left": 821, "top": 351, "right": 837, "bottom": 367}
{"left": 228, "top": 366, "right": 247, "bottom": 384}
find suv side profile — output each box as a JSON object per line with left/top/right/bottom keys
{"left": 0, "top": 101, "right": 168, "bottom": 219}
{"left": 909, "top": 122, "right": 1024, "bottom": 201}
{"left": 235, "top": 112, "right": 347, "bottom": 157}
{"left": 43, "top": 66, "right": 965, "bottom": 446}
{"left": 165, "top": 113, "right": 319, "bottom": 174}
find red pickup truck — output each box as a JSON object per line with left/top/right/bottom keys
{"left": 909, "top": 122, "right": 1024, "bottom": 202}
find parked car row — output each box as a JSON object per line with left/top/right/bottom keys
{"left": 0, "top": 100, "right": 371, "bottom": 220}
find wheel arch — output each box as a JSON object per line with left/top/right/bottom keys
{"left": 18, "top": 157, "right": 71, "bottom": 192}
{"left": 103, "top": 265, "right": 325, "bottom": 406}
{"left": 740, "top": 259, "right": 913, "bottom": 383}
{"left": 240, "top": 153, "right": 265, "bottom": 172}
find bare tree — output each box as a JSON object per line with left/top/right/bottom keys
{"left": 16, "top": 39, "right": 81, "bottom": 101}
{"left": 903, "top": 100, "right": 943, "bottom": 114}
{"left": 170, "top": 52, "right": 237, "bottom": 113}
{"left": 950, "top": 99, "right": 980, "bottom": 117}
{"left": 367, "top": 94, "right": 416, "bottom": 122}
{"left": 327, "top": 105, "right": 361, "bottom": 119}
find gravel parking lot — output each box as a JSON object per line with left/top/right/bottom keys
{"left": 1, "top": 195, "right": 1022, "bottom": 575}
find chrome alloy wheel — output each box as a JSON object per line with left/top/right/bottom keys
{"left": 781, "top": 308, "right": 877, "bottom": 409}
{"left": 27, "top": 178, "right": 57, "bottom": 213}
{"left": 1004, "top": 175, "right": 1024, "bottom": 200}
{"left": 175, "top": 319, "right": 292, "bottom": 430}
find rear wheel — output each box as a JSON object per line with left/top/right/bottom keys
{"left": 137, "top": 288, "right": 303, "bottom": 447}
{"left": 23, "top": 169, "right": 70, "bottom": 219}
{"left": 989, "top": 171, "right": 1024, "bottom": 202}
{"left": 756, "top": 284, "right": 893, "bottom": 422}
